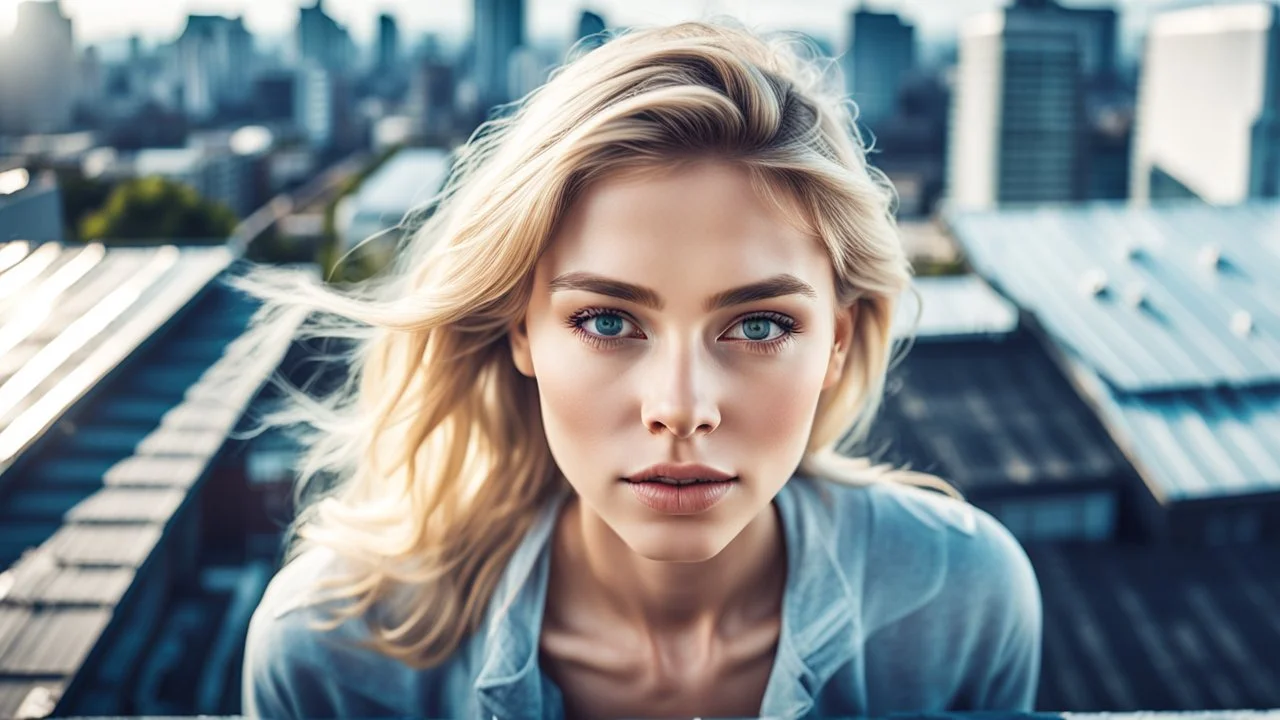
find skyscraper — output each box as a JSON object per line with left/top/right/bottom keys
{"left": 947, "top": 1, "right": 1120, "bottom": 209}
{"left": 845, "top": 10, "right": 916, "bottom": 131}
{"left": 473, "top": 0, "right": 524, "bottom": 112}
{"left": 377, "top": 13, "right": 399, "bottom": 74}
{"left": 175, "top": 14, "right": 254, "bottom": 120}
{"left": 296, "top": 63, "right": 351, "bottom": 150}
{"left": 1132, "top": 3, "right": 1280, "bottom": 203}
{"left": 0, "top": 1, "right": 76, "bottom": 135}
{"left": 576, "top": 10, "right": 607, "bottom": 53}
{"left": 298, "top": 1, "right": 354, "bottom": 73}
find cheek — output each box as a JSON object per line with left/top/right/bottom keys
{"left": 527, "top": 327, "right": 632, "bottom": 467}
{"left": 725, "top": 347, "right": 829, "bottom": 455}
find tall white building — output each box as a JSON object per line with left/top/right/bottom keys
{"left": 0, "top": 1, "right": 76, "bottom": 136}
{"left": 1131, "top": 3, "right": 1280, "bottom": 203}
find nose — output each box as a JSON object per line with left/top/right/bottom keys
{"left": 640, "top": 339, "right": 721, "bottom": 439}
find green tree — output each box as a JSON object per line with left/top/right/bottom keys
{"left": 79, "top": 176, "right": 237, "bottom": 243}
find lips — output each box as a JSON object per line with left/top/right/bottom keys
{"left": 624, "top": 462, "right": 737, "bottom": 486}
{"left": 625, "top": 476, "right": 730, "bottom": 486}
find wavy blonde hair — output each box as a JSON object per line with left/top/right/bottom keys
{"left": 240, "top": 19, "right": 949, "bottom": 669}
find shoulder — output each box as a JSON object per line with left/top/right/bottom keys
{"left": 816, "top": 478, "right": 1043, "bottom": 709}
{"left": 819, "top": 478, "right": 1040, "bottom": 635}
{"left": 241, "top": 547, "right": 396, "bottom": 719}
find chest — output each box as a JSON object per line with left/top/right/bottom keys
{"left": 537, "top": 620, "right": 780, "bottom": 720}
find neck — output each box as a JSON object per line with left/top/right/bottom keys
{"left": 552, "top": 494, "right": 787, "bottom": 639}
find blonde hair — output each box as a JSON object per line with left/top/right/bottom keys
{"left": 239, "top": 19, "right": 951, "bottom": 669}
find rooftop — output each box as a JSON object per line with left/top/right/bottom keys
{"left": 1030, "top": 542, "right": 1280, "bottom": 710}
{"left": 948, "top": 202, "right": 1280, "bottom": 503}
{"left": 347, "top": 146, "right": 451, "bottom": 219}
{"left": 893, "top": 274, "right": 1020, "bottom": 340}
{"left": 865, "top": 277, "right": 1130, "bottom": 503}
{"left": 0, "top": 240, "right": 305, "bottom": 718}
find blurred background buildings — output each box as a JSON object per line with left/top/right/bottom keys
{"left": 1, "top": 0, "right": 1279, "bottom": 717}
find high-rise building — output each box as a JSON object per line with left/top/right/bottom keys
{"left": 948, "top": 1, "right": 1111, "bottom": 209}
{"left": 0, "top": 1, "right": 76, "bottom": 136}
{"left": 410, "top": 60, "right": 456, "bottom": 141}
{"left": 175, "top": 14, "right": 254, "bottom": 120}
{"left": 576, "top": 10, "right": 607, "bottom": 53}
{"left": 298, "top": 1, "right": 354, "bottom": 73}
{"left": 78, "top": 45, "right": 104, "bottom": 113}
{"left": 1010, "top": 0, "right": 1118, "bottom": 82}
{"left": 507, "top": 46, "right": 546, "bottom": 103}
{"left": 377, "top": 13, "right": 400, "bottom": 73}
{"left": 295, "top": 63, "right": 351, "bottom": 150}
{"left": 252, "top": 71, "right": 296, "bottom": 122}
{"left": 845, "top": 10, "right": 916, "bottom": 131}
{"left": 1132, "top": 3, "right": 1280, "bottom": 203}
{"left": 473, "top": 0, "right": 524, "bottom": 112}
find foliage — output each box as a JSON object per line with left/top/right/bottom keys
{"left": 912, "top": 256, "right": 968, "bottom": 277}
{"left": 79, "top": 176, "right": 237, "bottom": 243}
{"left": 55, "top": 167, "right": 114, "bottom": 242}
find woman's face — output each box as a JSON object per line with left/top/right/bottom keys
{"left": 510, "top": 160, "right": 853, "bottom": 562}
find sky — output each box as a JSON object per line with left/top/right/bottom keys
{"left": 0, "top": 0, "right": 1252, "bottom": 50}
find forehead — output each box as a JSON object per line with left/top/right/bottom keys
{"left": 540, "top": 160, "right": 833, "bottom": 292}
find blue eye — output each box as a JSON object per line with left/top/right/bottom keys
{"left": 571, "top": 310, "right": 639, "bottom": 340}
{"left": 742, "top": 318, "right": 772, "bottom": 340}
{"left": 590, "top": 314, "right": 625, "bottom": 336}
{"left": 725, "top": 316, "right": 788, "bottom": 342}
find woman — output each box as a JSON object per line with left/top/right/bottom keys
{"left": 240, "top": 19, "right": 1042, "bottom": 720}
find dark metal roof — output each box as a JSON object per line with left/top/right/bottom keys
{"left": 948, "top": 203, "right": 1280, "bottom": 502}
{"left": 0, "top": 247, "right": 308, "bottom": 719}
{"left": 1029, "top": 543, "right": 1280, "bottom": 711}
{"left": 860, "top": 330, "right": 1129, "bottom": 493}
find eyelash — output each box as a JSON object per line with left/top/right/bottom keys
{"left": 564, "top": 307, "right": 802, "bottom": 354}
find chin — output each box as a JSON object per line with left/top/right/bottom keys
{"left": 617, "top": 521, "right": 737, "bottom": 564}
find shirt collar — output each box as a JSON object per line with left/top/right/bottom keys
{"left": 473, "top": 476, "right": 864, "bottom": 720}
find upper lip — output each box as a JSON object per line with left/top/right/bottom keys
{"left": 624, "top": 463, "right": 737, "bottom": 485}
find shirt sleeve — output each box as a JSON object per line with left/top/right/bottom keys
{"left": 967, "top": 511, "right": 1044, "bottom": 710}
{"left": 240, "top": 554, "right": 342, "bottom": 720}
{"left": 241, "top": 597, "right": 313, "bottom": 720}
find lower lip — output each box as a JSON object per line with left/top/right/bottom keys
{"left": 625, "top": 480, "right": 735, "bottom": 515}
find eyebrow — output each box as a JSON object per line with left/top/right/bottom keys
{"left": 547, "top": 271, "right": 818, "bottom": 311}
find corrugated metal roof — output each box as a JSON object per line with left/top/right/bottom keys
{"left": 949, "top": 203, "right": 1280, "bottom": 501}
{"left": 1101, "top": 385, "right": 1280, "bottom": 501}
{"left": 950, "top": 203, "right": 1280, "bottom": 392}
{"left": 0, "top": 241, "right": 233, "bottom": 478}
{"left": 0, "top": 550, "right": 134, "bottom": 606}
{"left": 1030, "top": 543, "right": 1280, "bottom": 711}
{"left": 0, "top": 609, "right": 112, "bottom": 675}
{"left": 0, "top": 263, "right": 309, "bottom": 710}
{"left": 43, "top": 525, "right": 163, "bottom": 567}
{"left": 860, "top": 332, "right": 1127, "bottom": 491}
{"left": 63, "top": 488, "right": 187, "bottom": 524}
{"left": 893, "top": 275, "right": 1020, "bottom": 340}
{"left": 0, "top": 679, "right": 62, "bottom": 720}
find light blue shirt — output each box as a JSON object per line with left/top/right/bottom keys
{"left": 243, "top": 475, "right": 1043, "bottom": 719}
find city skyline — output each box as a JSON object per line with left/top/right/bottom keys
{"left": 0, "top": 0, "right": 1252, "bottom": 49}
